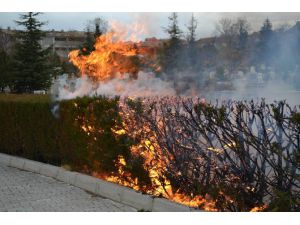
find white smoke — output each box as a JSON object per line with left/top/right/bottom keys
{"left": 51, "top": 72, "right": 176, "bottom": 101}
{"left": 205, "top": 66, "right": 300, "bottom": 106}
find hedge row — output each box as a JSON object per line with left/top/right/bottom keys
{"left": 0, "top": 94, "right": 149, "bottom": 186}
{"left": 1, "top": 94, "right": 299, "bottom": 211}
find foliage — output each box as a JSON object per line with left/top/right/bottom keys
{"left": 0, "top": 94, "right": 60, "bottom": 164}
{"left": 0, "top": 50, "right": 12, "bottom": 91}
{"left": 0, "top": 94, "right": 149, "bottom": 188}
{"left": 162, "top": 13, "right": 183, "bottom": 74}
{"left": 185, "top": 14, "right": 198, "bottom": 69}
{"left": 1, "top": 94, "right": 299, "bottom": 211}
{"left": 47, "top": 51, "right": 63, "bottom": 79}
{"left": 123, "top": 97, "right": 300, "bottom": 211}
{"left": 80, "top": 17, "right": 108, "bottom": 56}
{"left": 258, "top": 18, "right": 275, "bottom": 66}
{"left": 12, "top": 12, "right": 52, "bottom": 93}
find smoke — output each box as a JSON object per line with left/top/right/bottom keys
{"left": 108, "top": 20, "right": 149, "bottom": 42}
{"left": 51, "top": 15, "right": 300, "bottom": 106}
{"left": 51, "top": 72, "right": 176, "bottom": 101}
{"left": 204, "top": 67, "right": 300, "bottom": 106}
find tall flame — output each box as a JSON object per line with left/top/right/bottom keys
{"left": 68, "top": 22, "right": 221, "bottom": 211}
{"left": 69, "top": 21, "right": 158, "bottom": 81}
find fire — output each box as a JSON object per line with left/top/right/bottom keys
{"left": 68, "top": 22, "right": 217, "bottom": 211}
{"left": 250, "top": 205, "right": 267, "bottom": 212}
{"left": 111, "top": 103, "right": 217, "bottom": 211}
{"left": 69, "top": 33, "right": 140, "bottom": 81}
{"left": 171, "top": 193, "right": 217, "bottom": 211}
{"left": 69, "top": 22, "right": 159, "bottom": 81}
{"left": 105, "top": 155, "right": 140, "bottom": 191}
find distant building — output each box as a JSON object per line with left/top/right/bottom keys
{"left": 41, "top": 31, "right": 85, "bottom": 59}
{"left": 0, "top": 29, "right": 85, "bottom": 60}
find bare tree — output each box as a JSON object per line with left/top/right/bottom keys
{"left": 216, "top": 18, "right": 237, "bottom": 42}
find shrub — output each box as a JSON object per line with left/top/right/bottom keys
{"left": 122, "top": 97, "right": 300, "bottom": 211}
{"left": 1, "top": 94, "right": 299, "bottom": 211}
{"left": 0, "top": 94, "right": 61, "bottom": 164}
{"left": 0, "top": 94, "right": 150, "bottom": 189}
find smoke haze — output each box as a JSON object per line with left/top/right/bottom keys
{"left": 52, "top": 73, "right": 176, "bottom": 101}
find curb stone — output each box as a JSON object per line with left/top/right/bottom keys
{"left": 152, "top": 198, "right": 191, "bottom": 212}
{"left": 0, "top": 154, "right": 11, "bottom": 166}
{"left": 121, "top": 188, "right": 154, "bottom": 211}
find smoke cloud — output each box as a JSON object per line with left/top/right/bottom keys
{"left": 51, "top": 72, "right": 176, "bottom": 101}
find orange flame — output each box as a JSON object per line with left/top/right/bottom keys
{"left": 69, "top": 22, "right": 217, "bottom": 211}
{"left": 250, "top": 205, "right": 267, "bottom": 212}
{"left": 69, "top": 22, "right": 159, "bottom": 81}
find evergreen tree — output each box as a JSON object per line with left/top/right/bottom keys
{"left": 186, "top": 13, "right": 197, "bottom": 44}
{"left": 81, "top": 17, "right": 107, "bottom": 55}
{"left": 94, "top": 19, "right": 101, "bottom": 38}
{"left": 47, "top": 51, "right": 63, "bottom": 79}
{"left": 163, "top": 12, "right": 183, "bottom": 74}
{"left": 94, "top": 17, "right": 107, "bottom": 39}
{"left": 260, "top": 18, "right": 273, "bottom": 41}
{"left": 258, "top": 18, "right": 274, "bottom": 66}
{"left": 0, "top": 50, "right": 12, "bottom": 92}
{"left": 81, "top": 26, "right": 94, "bottom": 55}
{"left": 13, "top": 12, "right": 51, "bottom": 93}
{"left": 186, "top": 13, "right": 198, "bottom": 68}
{"left": 235, "top": 18, "right": 250, "bottom": 51}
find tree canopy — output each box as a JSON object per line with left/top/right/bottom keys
{"left": 12, "top": 12, "right": 52, "bottom": 93}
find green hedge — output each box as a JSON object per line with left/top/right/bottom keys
{"left": 0, "top": 94, "right": 150, "bottom": 187}
{"left": 0, "top": 94, "right": 60, "bottom": 164}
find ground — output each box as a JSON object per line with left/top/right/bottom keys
{"left": 0, "top": 162, "right": 137, "bottom": 212}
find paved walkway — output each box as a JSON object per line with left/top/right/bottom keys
{"left": 0, "top": 163, "right": 137, "bottom": 212}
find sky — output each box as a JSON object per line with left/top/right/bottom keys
{"left": 1, "top": 12, "right": 300, "bottom": 39}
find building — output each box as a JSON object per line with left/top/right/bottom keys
{"left": 41, "top": 30, "right": 85, "bottom": 59}
{"left": 0, "top": 29, "right": 85, "bottom": 60}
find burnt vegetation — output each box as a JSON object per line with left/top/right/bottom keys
{"left": 0, "top": 95, "right": 299, "bottom": 211}
{"left": 1, "top": 12, "right": 300, "bottom": 211}
{"left": 122, "top": 97, "right": 300, "bottom": 211}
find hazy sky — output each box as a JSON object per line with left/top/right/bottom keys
{"left": 1, "top": 12, "right": 300, "bottom": 39}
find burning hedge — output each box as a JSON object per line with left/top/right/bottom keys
{"left": 0, "top": 94, "right": 299, "bottom": 211}
{"left": 121, "top": 97, "right": 300, "bottom": 211}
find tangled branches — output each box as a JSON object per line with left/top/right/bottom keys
{"left": 120, "top": 97, "right": 300, "bottom": 211}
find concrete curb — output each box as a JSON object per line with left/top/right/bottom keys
{"left": 0, "top": 153, "right": 202, "bottom": 212}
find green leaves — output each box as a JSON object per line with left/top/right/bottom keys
{"left": 12, "top": 12, "right": 51, "bottom": 93}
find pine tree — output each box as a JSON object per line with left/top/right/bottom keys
{"left": 94, "top": 17, "right": 107, "bottom": 39}
{"left": 258, "top": 18, "right": 274, "bottom": 66}
{"left": 260, "top": 18, "right": 273, "bottom": 41}
{"left": 48, "top": 51, "right": 63, "bottom": 79}
{"left": 163, "top": 12, "right": 183, "bottom": 74}
{"left": 236, "top": 18, "right": 250, "bottom": 51}
{"left": 0, "top": 50, "right": 12, "bottom": 92}
{"left": 0, "top": 28, "right": 12, "bottom": 92}
{"left": 13, "top": 12, "right": 51, "bottom": 93}
{"left": 81, "top": 26, "right": 94, "bottom": 55}
{"left": 186, "top": 13, "right": 197, "bottom": 44}
{"left": 186, "top": 13, "right": 198, "bottom": 68}
{"left": 81, "top": 17, "right": 107, "bottom": 55}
